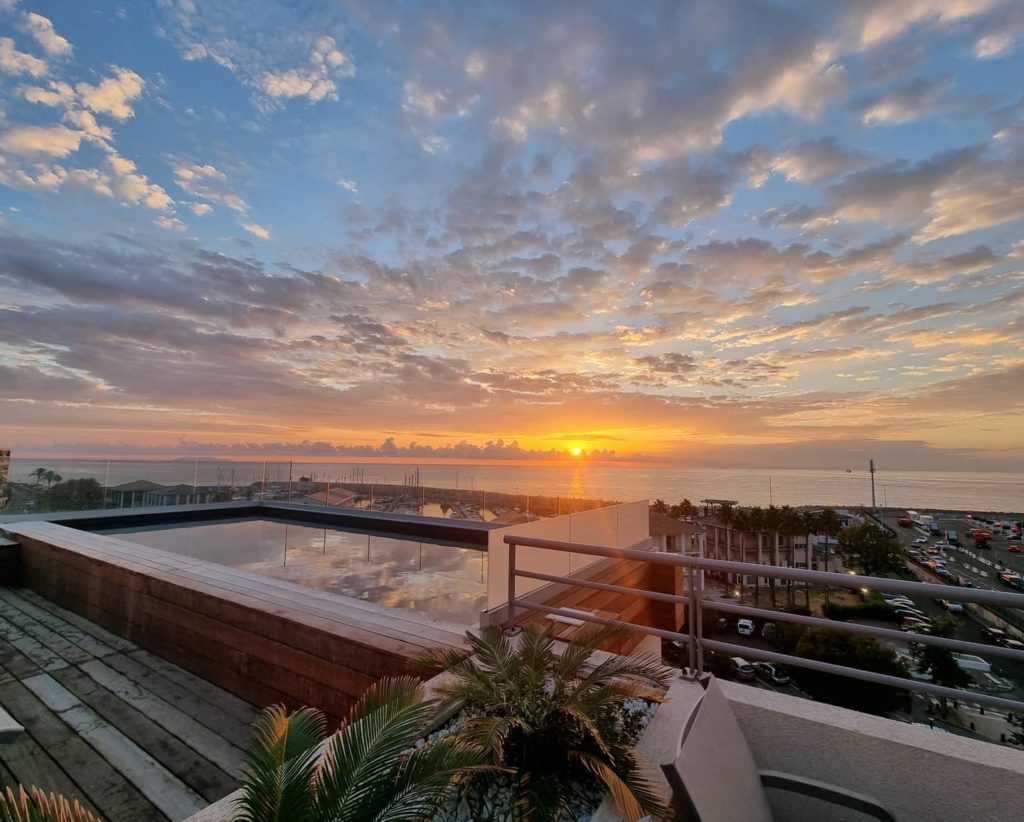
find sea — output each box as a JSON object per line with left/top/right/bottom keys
{"left": 7, "top": 458, "right": 1022, "bottom": 514}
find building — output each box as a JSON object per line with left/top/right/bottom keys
{"left": 0, "top": 449, "right": 9, "bottom": 510}
{"left": 649, "top": 510, "right": 706, "bottom": 555}
{"left": 138, "top": 484, "right": 224, "bottom": 507}
{"left": 107, "top": 479, "right": 165, "bottom": 509}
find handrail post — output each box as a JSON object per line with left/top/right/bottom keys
{"left": 506, "top": 540, "right": 517, "bottom": 629}
{"left": 686, "top": 564, "right": 696, "bottom": 675}
{"left": 696, "top": 556, "right": 705, "bottom": 675}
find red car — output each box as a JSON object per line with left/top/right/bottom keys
{"left": 1009, "top": 544, "right": 1021, "bottom": 554}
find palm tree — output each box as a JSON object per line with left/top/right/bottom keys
{"left": 746, "top": 506, "right": 766, "bottom": 607}
{"left": 31, "top": 468, "right": 47, "bottom": 487}
{"left": 421, "top": 624, "right": 671, "bottom": 821}
{"left": 43, "top": 471, "right": 61, "bottom": 489}
{"left": 799, "top": 510, "right": 821, "bottom": 608}
{"left": 818, "top": 508, "right": 843, "bottom": 612}
{"left": 718, "top": 503, "right": 735, "bottom": 571}
{"left": 778, "top": 506, "right": 801, "bottom": 608}
{"left": 762, "top": 505, "right": 783, "bottom": 607}
{"left": 650, "top": 499, "right": 668, "bottom": 514}
{"left": 236, "top": 677, "right": 487, "bottom": 822}
{"left": 0, "top": 785, "right": 99, "bottom": 821}
{"left": 731, "top": 507, "right": 751, "bottom": 598}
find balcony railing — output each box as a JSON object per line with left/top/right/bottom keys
{"left": 503, "top": 534, "right": 1024, "bottom": 713}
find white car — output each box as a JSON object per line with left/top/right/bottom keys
{"left": 913, "top": 537, "right": 928, "bottom": 545}
{"left": 737, "top": 619, "right": 755, "bottom": 636}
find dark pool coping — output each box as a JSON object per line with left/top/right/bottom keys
{"left": 0, "top": 501, "right": 500, "bottom": 548}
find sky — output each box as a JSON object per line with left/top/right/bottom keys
{"left": 0, "top": 0, "right": 1023, "bottom": 471}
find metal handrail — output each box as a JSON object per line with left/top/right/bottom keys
{"left": 502, "top": 534, "right": 1024, "bottom": 713}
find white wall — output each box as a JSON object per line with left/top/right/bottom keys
{"left": 485, "top": 500, "right": 650, "bottom": 612}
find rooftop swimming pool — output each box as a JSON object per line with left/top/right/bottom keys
{"left": 98, "top": 517, "right": 487, "bottom": 627}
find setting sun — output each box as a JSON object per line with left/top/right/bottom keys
{"left": 572, "top": 447, "right": 583, "bottom": 457}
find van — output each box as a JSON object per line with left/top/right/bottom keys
{"left": 730, "top": 657, "right": 755, "bottom": 680}
{"left": 736, "top": 618, "right": 755, "bottom": 636}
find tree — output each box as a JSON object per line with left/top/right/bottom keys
{"left": 718, "top": 503, "right": 735, "bottom": 574}
{"left": 818, "top": 508, "right": 842, "bottom": 611}
{"left": 670, "top": 498, "right": 698, "bottom": 521}
{"left": 763, "top": 505, "right": 782, "bottom": 606}
{"left": 837, "top": 522, "right": 905, "bottom": 578}
{"left": 236, "top": 677, "right": 486, "bottom": 822}
{"left": 912, "top": 615, "right": 970, "bottom": 713}
{"left": 799, "top": 510, "right": 820, "bottom": 608}
{"left": 421, "top": 624, "right": 671, "bottom": 821}
{"left": 650, "top": 499, "right": 668, "bottom": 514}
{"left": 793, "top": 628, "right": 910, "bottom": 715}
{"left": 31, "top": 468, "right": 47, "bottom": 486}
{"left": 778, "top": 506, "right": 802, "bottom": 608}
{"left": 732, "top": 507, "right": 751, "bottom": 598}
{"left": 42, "top": 478, "right": 103, "bottom": 512}
{"left": 746, "top": 506, "right": 766, "bottom": 606}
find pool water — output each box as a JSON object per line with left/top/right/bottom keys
{"left": 99, "top": 518, "right": 487, "bottom": 627}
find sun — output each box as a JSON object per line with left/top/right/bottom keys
{"left": 571, "top": 447, "right": 583, "bottom": 457}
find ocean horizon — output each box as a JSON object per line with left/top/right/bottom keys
{"left": 8, "top": 457, "right": 1022, "bottom": 514}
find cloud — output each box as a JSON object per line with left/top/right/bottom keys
{"left": 337, "top": 177, "right": 358, "bottom": 193}
{"left": 420, "top": 135, "right": 449, "bottom": 154}
{"left": 154, "top": 215, "right": 187, "bottom": 232}
{"left": 975, "top": 32, "right": 1015, "bottom": 57}
{"left": 159, "top": 4, "right": 355, "bottom": 108}
{"left": 260, "top": 34, "right": 353, "bottom": 104}
{"left": 21, "top": 12, "right": 72, "bottom": 58}
{"left": 76, "top": 67, "right": 144, "bottom": 119}
{"left": 191, "top": 202, "right": 213, "bottom": 215}
{"left": 242, "top": 221, "right": 270, "bottom": 239}
{"left": 0, "top": 124, "right": 82, "bottom": 156}
{"left": 855, "top": 74, "right": 952, "bottom": 124}
{"left": 0, "top": 36, "right": 48, "bottom": 77}
{"left": 173, "top": 162, "right": 248, "bottom": 212}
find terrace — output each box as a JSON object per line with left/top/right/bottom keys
{"left": 2, "top": 501, "right": 1024, "bottom": 820}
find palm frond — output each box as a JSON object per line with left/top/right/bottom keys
{"left": 366, "top": 736, "right": 496, "bottom": 822}
{"left": 606, "top": 745, "right": 670, "bottom": 820}
{"left": 458, "top": 714, "right": 526, "bottom": 761}
{"left": 0, "top": 785, "right": 100, "bottom": 822}
{"left": 570, "top": 750, "right": 649, "bottom": 822}
{"left": 553, "top": 623, "right": 624, "bottom": 680}
{"left": 236, "top": 705, "right": 327, "bottom": 822}
{"left": 311, "top": 677, "right": 438, "bottom": 821}
{"left": 515, "top": 771, "right": 564, "bottom": 822}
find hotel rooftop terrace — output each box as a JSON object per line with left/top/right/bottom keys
{"left": 0, "top": 499, "right": 1023, "bottom": 820}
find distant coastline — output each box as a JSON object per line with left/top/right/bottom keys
{"left": 6, "top": 457, "right": 1022, "bottom": 514}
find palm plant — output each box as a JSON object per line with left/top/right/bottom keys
{"left": 236, "top": 676, "right": 487, "bottom": 822}
{"left": 31, "top": 468, "right": 46, "bottom": 487}
{"left": 0, "top": 785, "right": 99, "bottom": 821}
{"left": 421, "top": 624, "right": 671, "bottom": 821}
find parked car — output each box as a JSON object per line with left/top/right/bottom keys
{"left": 736, "top": 618, "right": 755, "bottom": 636}
{"left": 913, "top": 537, "right": 928, "bottom": 545}
{"left": 730, "top": 657, "right": 756, "bottom": 680}
{"left": 753, "top": 662, "right": 790, "bottom": 686}
{"left": 1009, "top": 544, "right": 1021, "bottom": 554}
{"left": 893, "top": 607, "right": 928, "bottom": 620}
{"left": 1001, "top": 638, "right": 1024, "bottom": 651}
{"left": 982, "top": 627, "right": 1008, "bottom": 644}
{"left": 941, "top": 600, "right": 965, "bottom": 615}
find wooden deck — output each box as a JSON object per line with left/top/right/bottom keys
{"left": 0, "top": 587, "right": 258, "bottom": 821}
{"left": 5, "top": 521, "right": 466, "bottom": 723}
